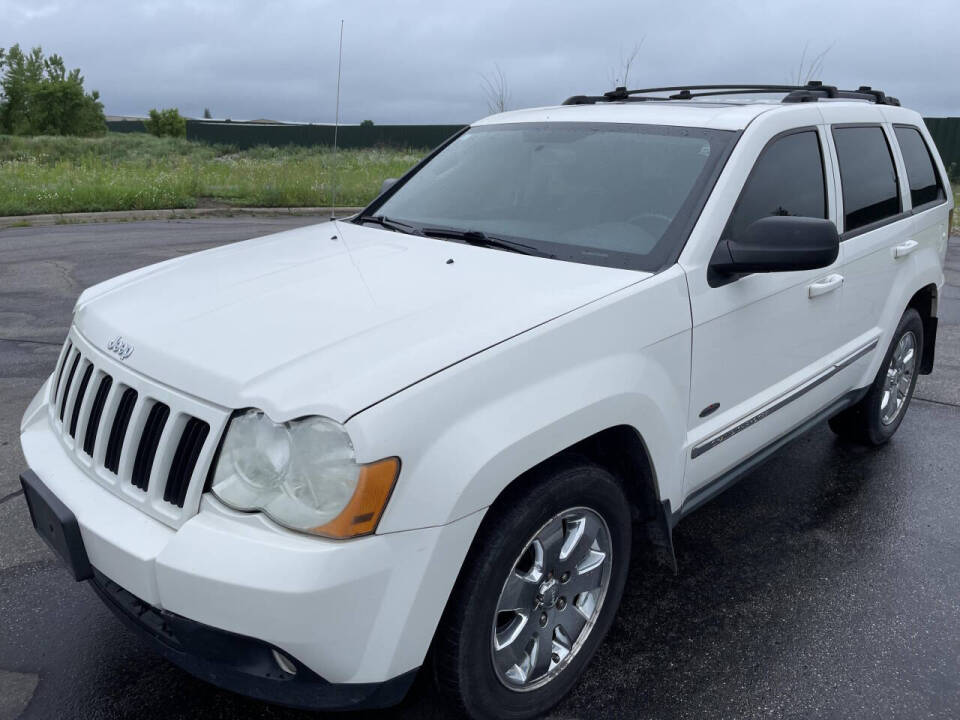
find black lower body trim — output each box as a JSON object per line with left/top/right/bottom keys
{"left": 920, "top": 314, "right": 937, "bottom": 374}
{"left": 676, "top": 386, "right": 870, "bottom": 521}
{"left": 89, "top": 569, "right": 418, "bottom": 711}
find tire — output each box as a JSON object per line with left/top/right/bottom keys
{"left": 828, "top": 307, "right": 923, "bottom": 446}
{"left": 432, "top": 458, "right": 632, "bottom": 720}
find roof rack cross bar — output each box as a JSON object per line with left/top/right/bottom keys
{"left": 562, "top": 81, "right": 900, "bottom": 107}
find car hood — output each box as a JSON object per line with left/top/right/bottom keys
{"left": 74, "top": 221, "right": 648, "bottom": 421}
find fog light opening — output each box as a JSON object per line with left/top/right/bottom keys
{"left": 272, "top": 649, "right": 298, "bottom": 676}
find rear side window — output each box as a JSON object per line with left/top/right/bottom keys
{"left": 894, "top": 126, "right": 946, "bottom": 209}
{"left": 725, "top": 130, "right": 826, "bottom": 241}
{"left": 832, "top": 126, "right": 901, "bottom": 233}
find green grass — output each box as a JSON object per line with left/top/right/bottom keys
{"left": 953, "top": 187, "right": 959, "bottom": 236}
{"left": 4, "top": 133, "right": 957, "bottom": 221}
{"left": 0, "top": 133, "right": 426, "bottom": 216}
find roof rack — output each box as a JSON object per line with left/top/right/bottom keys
{"left": 562, "top": 81, "right": 900, "bottom": 107}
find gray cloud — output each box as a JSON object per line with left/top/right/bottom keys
{"left": 2, "top": 0, "right": 958, "bottom": 123}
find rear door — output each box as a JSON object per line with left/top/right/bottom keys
{"left": 889, "top": 122, "right": 952, "bottom": 324}
{"left": 819, "top": 115, "right": 912, "bottom": 359}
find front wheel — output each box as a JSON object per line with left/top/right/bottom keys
{"left": 432, "top": 459, "right": 631, "bottom": 720}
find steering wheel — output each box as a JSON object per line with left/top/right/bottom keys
{"left": 626, "top": 212, "right": 673, "bottom": 237}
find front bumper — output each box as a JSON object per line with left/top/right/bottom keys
{"left": 21, "top": 469, "right": 416, "bottom": 710}
{"left": 20, "top": 394, "right": 484, "bottom": 698}
{"left": 89, "top": 567, "right": 417, "bottom": 710}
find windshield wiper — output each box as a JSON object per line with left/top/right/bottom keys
{"left": 421, "top": 227, "right": 550, "bottom": 257}
{"left": 356, "top": 215, "right": 423, "bottom": 236}
{"left": 358, "top": 217, "right": 551, "bottom": 258}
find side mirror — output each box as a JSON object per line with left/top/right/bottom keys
{"left": 710, "top": 216, "right": 839, "bottom": 278}
{"left": 379, "top": 178, "right": 398, "bottom": 196}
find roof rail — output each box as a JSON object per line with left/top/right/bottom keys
{"left": 562, "top": 81, "right": 900, "bottom": 107}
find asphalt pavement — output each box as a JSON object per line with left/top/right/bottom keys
{"left": 1, "top": 217, "right": 959, "bottom": 720}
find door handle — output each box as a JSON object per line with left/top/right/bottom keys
{"left": 893, "top": 240, "right": 919, "bottom": 258}
{"left": 808, "top": 273, "right": 844, "bottom": 298}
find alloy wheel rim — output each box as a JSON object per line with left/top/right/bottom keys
{"left": 880, "top": 330, "right": 917, "bottom": 426}
{"left": 490, "top": 506, "right": 613, "bottom": 692}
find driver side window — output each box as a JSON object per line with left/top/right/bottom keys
{"left": 724, "top": 130, "right": 827, "bottom": 241}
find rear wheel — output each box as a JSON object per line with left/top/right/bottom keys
{"left": 432, "top": 459, "right": 631, "bottom": 720}
{"left": 829, "top": 308, "right": 923, "bottom": 445}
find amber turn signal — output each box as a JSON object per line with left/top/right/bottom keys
{"left": 310, "top": 457, "right": 400, "bottom": 539}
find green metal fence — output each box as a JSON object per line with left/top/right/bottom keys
{"left": 106, "top": 120, "right": 152, "bottom": 134}
{"left": 106, "top": 119, "right": 466, "bottom": 149}
{"left": 924, "top": 118, "right": 960, "bottom": 177}
{"left": 105, "top": 117, "right": 960, "bottom": 172}
{"left": 187, "top": 121, "right": 467, "bottom": 149}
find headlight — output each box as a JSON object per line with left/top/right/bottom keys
{"left": 210, "top": 409, "right": 399, "bottom": 538}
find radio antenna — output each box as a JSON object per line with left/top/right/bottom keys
{"left": 330, "top": 19, "right": 344, "bottom": 221}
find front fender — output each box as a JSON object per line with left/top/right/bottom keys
{"left": 347, "top": 266, "right": 692, "bottom": 534}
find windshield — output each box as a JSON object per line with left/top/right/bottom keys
{"left": 364, "top": 122, "right": 736, "bottom": 271}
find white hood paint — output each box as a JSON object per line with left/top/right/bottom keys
{"left": 74, "top": 221, "right": 648, "bottom": 420}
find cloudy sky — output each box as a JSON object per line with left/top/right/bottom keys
{"left": 3, "top": 0, "right": 958, "bottom": 123}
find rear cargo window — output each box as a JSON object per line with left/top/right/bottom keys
{"left": 832, "top": 126, "right": 901, "bottom": 233}
{"left": 894, "top": 126, "right": 946, "bottom": 210}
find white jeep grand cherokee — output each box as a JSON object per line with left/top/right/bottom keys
{"left": 20, "top": 83, "right": 953, "bottom": 719}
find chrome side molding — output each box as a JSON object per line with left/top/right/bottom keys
{"left": 691, "top": 338, "right": 879, "bottom": 459}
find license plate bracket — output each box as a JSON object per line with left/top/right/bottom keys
{"left": 20, "top": 470, "right": 92, "bottom": 581}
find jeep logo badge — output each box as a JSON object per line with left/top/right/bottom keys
{"left": 106, "top": 336, "right": 134, "bottom": 360}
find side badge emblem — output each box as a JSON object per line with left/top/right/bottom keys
{"left": 699, "top": 402, "right": 720, "bottom": 418}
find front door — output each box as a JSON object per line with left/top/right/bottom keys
{"left": 681, "top": 121, "right": 852, "bottom": 503}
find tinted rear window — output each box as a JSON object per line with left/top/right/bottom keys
{"left": 725, "top": 130, "right": 826, "bottom": 241}
{"left": 894, "top": 126, "right": 945, "bottom": 209}
{"left": 832, "top": 126, "right": 901, "bottom": 233}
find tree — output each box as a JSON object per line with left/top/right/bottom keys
{"left": 481, "top": 64, "right": 510, "bottom": 114}
{"left": 144, "top": 107, "right": 187, "bottom": 138}
{"left": 0, "top": 44, "right": 106, "bottom": 135}
{"left": 788, "top": 42, "right": 833, "bottom": 86}
{"left": 360, "top": 119, "right": 374, "bottom": 127}
{"left": 203, "top": 107, "right": 212, "bottom": 119}
{"left": 608, "top": 40, "right": 644, "bottom": 89}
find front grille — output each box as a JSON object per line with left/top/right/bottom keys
{"left": 132, "top": 403, "right": 170, "bottom": 492}
{"left": 48, "top": 332, "right": 225, "bottom": 525}
{"left": 105, "top": 388, "right": 138, "bottom": 474}
{"left": 53, "top": 340, "right": 73, "bottom": 400}
{"left": 165, "top": 418, "right": 210, "bottom": 507}
{"left": 83, "top": 375, "right": 112, "bottom": 456}
{"left": 59, "top": 353, "right": 81, "bottom": 421}
{"left": 69, "top": 363, "right": 94, "bottom": 438}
